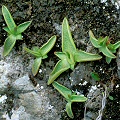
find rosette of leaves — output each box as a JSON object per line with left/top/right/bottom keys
{"left": 89, "top": 30, "right": 120, "bottom": 64}
{"left": 24, "top": 35, "right": 56, "bottom": 76}
{"left": 2, "top": 5, "right": 32, "bottom": 56}
{"left": 47, "top": 18, "right": 102, "bottom": 85}
{"left": 52, "top": 81, "right": 87, "bottom": 118}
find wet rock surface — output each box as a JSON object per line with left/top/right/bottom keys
{"left": 0, "top": 47, "right": 61, "bottom": 120}
{"left": 0, "top": 0, "right": 120, "bottom": 120}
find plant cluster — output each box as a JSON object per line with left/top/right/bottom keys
{"left": 24, "top": 36, "right": 56, "bottom": 76}
{"left": 47, "top": 18, "right": 102, "bottom": 85}
{"left": 2, "top": 6, "right": 31, "bottom": 57}
{"left": 89, "top": 30, "right": 120, "bottom": 64}
{"left": 52, "top": 81, "right": 87, "bottom": 118}
{"left": 1, "top": 5, "right": 120, "bottom": 119}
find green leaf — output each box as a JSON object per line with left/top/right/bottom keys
{"left": 99, "top": 36, "right": 108, "bottom": 46}
{"left": 40, "top": 35, "right": 56, "bottom": 56}
{"left": 47, "top": 59, "right": 70, "bottom": 85}
{"left": 3, "top": 27, "right": 11, "bottom": 34}
{"left": 74, "top": 50, "right": 102, "bottom": 62}
{"left": 99, "top": 46, "right": 116, "bottom": 58}
{"left": 66, "top": 102, "right": 74, "bottom": 119}
{"left": 42, "top": 55, "right": 48, "bottom": 59}
{"left": 65, "top": 52, "right": 75, "bottom": 68}
{"left": 90, "top": 72, "right": 100, "bottom": 81}
{"left": 17, "top": 21, "right": 32, "bottom": 34}
{"left": 32, "top": 57, "right": 42, "bottom": 76}
{"left": 3, "top": 35, "right": 16, "bottom": 56}
{"left": 2, "top": 5, "right": 16, "bottom": 33}
{"left": 70, "top": 95, "right": 87, "bottom": 102}
{"left": 15, "top": 34, "right": 23, "bottom": 40}
{"left": 113, "top": 41, "right": 120, "bottom": 49}
{"left": 106, "top": 57, "right": 112, "bottom": 64}
{"left": 24, "top": 47, "right": 41, "bottom": 57}
{"left": 107, "top": 44, "right": 116, "bottom": 53}
{"left": 89, "top": 30, "right": 101, "bottom": 48}
{"left": 52, "top": 81, "right": 72, "bottom": 100}
{"left": 109, "top": 95, "right": 114, "bottom": 100}
{"left": 62, "top": 17, "right": 76, "bottom": 55}
{"left": 55, "top": 52, "right": 67, "bottom": 60}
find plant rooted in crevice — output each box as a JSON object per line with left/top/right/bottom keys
{"left": 2, "top": 5, "right": 31, "bottom": 56}
{"left": 89, "top": 30, "right": 120, "bottom": 64}
{"left": 24, "top": 35, "right": 56, "bottom": 76}
{"left": 48, "top": 18, "right": 102, "bottom": 85}
{"left": 53, "top": 81, "right": 87, "bottom": 119}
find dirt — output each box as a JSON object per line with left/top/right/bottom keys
{"left": 0, "top": 0, "right": 120, "bottom": 120}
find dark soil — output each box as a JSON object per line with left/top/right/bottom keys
{"left": 0, "top": 0, "right": 120, "bottom": 120}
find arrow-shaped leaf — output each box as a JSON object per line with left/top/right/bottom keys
{"left": 3, "top": 35, "right": 16, "bottom": 56}
{"left": 113, "top": 41, "right": 120, "bottom": 49}
{"left": 17, "top": 21, "right": 32, "bottom": 34}
{"left": 52, "top": 81, "right": 72, "bottom": 100}
{"left": 89, "top": 30, "right": 101, "bottom": 48}
{"left": 99, "top": 46, "right": 116, "bottom": 58}
{"left": 32, "top": 57, "right": 42, "bottom": 76}
{"left": 40, "top": 35, "right": 56, "bottom": 56}
{"left": 2, "top": 5, "right": 16, "bottom": 33}
{"left": 55, "top": 52, "right": 67, "bottom": 60}
{"left": 106, "top": 57, "right": 112, "bottom": 64}
{"left": 62, "top": 17, "right": 76, "bottom": 55}
{"left": 47, "top": 59, "right": 70, "bottom": 85}
{"left": 3, "top": 27, "right": 11, "bottom": 34}
{"left": 74, "top": 50, "right": 102, "bottom": 62}
{"left": 70, "top": 95, "right": 87, "bottom": 102}
{"left": 24, "top": 47, "right": 41, "bottom": 57}
{"left": 66, "top": 102, "right": 74, "bottom": 119}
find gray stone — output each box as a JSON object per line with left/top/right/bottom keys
{"left": 0, "top": 46, "right": 61, "bottom": 120}
{"left": 12, "top": 74, "right": 34, "bottom": 91}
